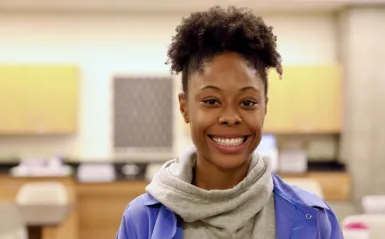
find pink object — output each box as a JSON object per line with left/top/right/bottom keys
{"left": 345, "top": 222, "right": 369, "bottom": 230}
{"left": 343, "top": 221, "right": 370, "bottom": 239}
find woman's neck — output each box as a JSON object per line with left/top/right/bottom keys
{"left": 193, "top": 155, "right": 251, "bottom": 190}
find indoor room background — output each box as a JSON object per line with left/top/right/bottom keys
{"left": 0, "top": 0, "right": 385, "bottom": 238}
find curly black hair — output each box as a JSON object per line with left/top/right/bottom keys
{"left": 166, "top": 5, "right": 282, "bottom": 95}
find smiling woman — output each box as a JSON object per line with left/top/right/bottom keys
{"left": 179, "top": 52, "right": 269, "bottom": 188}
{"left": 116, "top": 5, "right": 343, "bottom": 239}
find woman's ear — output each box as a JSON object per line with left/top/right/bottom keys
{"left": 178, "top": 92, "right": 189, "bottom": 123}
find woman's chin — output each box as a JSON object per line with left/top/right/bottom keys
{"left": 208, "top": 152, "right": 251, "bottom": 170}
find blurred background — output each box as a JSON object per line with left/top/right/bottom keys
{"left": 0, "top": 0, "right": 384, "bottom": 238}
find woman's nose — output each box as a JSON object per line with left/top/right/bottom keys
{"left": 218, "top": 115, "right": 242, "bottom": 125}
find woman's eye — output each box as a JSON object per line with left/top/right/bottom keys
{"left": 203, "top": 99, "right": 219, "bottom": 105}
{"left": 241, "top": 100, "right": 257, "bottom": 107}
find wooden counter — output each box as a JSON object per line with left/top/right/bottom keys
{"left": 0, "top": 172, "right": 350, "bottom": 239}
{"left": 77, "top": 181, "right": 147, "bottom": 239}
{"left": 278, "top": 172, "right": 351, "bottom": 201}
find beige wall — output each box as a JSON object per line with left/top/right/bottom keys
{"left": 0, "top": 11, "right": 338, "bottom": 160}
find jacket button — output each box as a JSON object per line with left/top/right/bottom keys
{"left": 305, "top": 214, "right": 312, "bottom": 219}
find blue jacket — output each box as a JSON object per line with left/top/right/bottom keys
{"left": 116, "top": 174, "right": 343, "bottom": 239}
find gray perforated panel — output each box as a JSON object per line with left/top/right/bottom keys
{"left": 113, "top": 76, "right": 173, "bottom": 150}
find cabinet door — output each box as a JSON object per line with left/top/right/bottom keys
{"left": 309, "top": 65, "right": 342, "bottom": 133}
{"left": 264, "top": 69, "right": 296, "bottom": 133}
{"left": 290, "top": 65, "right": 342, "bottom": 133}
{"left": 264, "top": 65, "right": 342, "bottom": 134}
{"left": 0, "top": 66, "right": 29, "bottom": 133}
{"left": 26, "top": 66, "right": 79, "bottom": 134}
{"left": 289, "top": 66, "right": 318, "bottom": 133}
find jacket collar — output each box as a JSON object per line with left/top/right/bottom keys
{"left": 144, "top": 194, "right": 159, "bottom": 206}
{"left": 271, "top": 173, "right": 330, "bottom": 210}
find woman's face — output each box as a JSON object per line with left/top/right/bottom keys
{"left": 179, "top": 52, "right": 267, "bottom": 170}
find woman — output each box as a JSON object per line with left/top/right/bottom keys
{"left": 116, "top": 5, "right": 343, "bottom": 239}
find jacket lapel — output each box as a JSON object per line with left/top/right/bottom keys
{"left": 274, "top": 193, "right": 320, "bottom": 239}
{"left": 151, "top": 205, "right": 178, "bottom": 239}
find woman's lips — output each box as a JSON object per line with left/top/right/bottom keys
{"left": 207, "top": 135, "right": 250, "bottom": 154}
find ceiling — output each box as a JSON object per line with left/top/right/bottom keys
{"left": 0, "top": 0, "right": 384, "bottom": 13}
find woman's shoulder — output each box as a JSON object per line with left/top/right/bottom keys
{"left": 117, "top": 193, "right": 181, "bottom": 239}
{"left": 123, "top": 193, "right": 161, "bottom": 218}
{"left": 116, "top": 193, "right": 162, "bottom": 239}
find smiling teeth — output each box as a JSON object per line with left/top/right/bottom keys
{"left": 212, "top": 137, "right": 244, "bottom": 147}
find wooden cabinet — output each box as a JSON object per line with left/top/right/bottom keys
{"left": 0, "top": 65, "right": 79, "bottom": 134}
{"left": 0, "top": 66, "right": 29, "bottom": 133}
{"left": 264, "top": 65, "right": 342, "bottom": 134}
{"left": 25, "top": 66, "right": 79, "bottom": 134}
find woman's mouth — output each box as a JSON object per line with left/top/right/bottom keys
{"left": 207, "top": 135, "right": 250, "bottom": 154}
{"left": 209, "top": 136, "right": 248, "bottom": 146}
